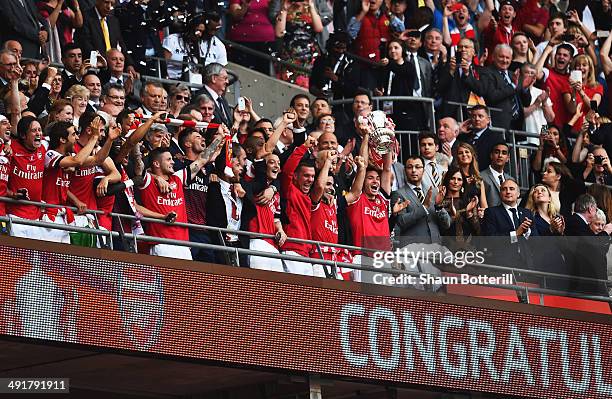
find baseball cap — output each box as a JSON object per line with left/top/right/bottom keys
{"left": 0, "top": 115, "right": 8, "bottom": 123}
{"left": 499, "top": 0, "right": 515, "bottom": 8}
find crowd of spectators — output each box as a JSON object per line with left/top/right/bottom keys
{"left": 0, "top": 0, "right": 611, "bottom": 297}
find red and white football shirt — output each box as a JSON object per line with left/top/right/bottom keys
{"left": 70, "top": 141, "right": 98, "bottom": 211}
{"left": 7, "top": 140, "right": 45, "bottom": 220}
{"left": 0, "top": 153, "right": 10, "bottom": 216}
{"left": 347, "top": 192, "right": 391, "bottom": 254}
{"left": 248, "top": 191, "right": 281, "bottom": 247}
{"left": 42, "top": 149, "right": 71, "bottom": 206}
{"left": 280, "top": 145, "right": 312, "bottom": 256}
{"left": 139, "top": 170, "right": 189, "bottom": 241}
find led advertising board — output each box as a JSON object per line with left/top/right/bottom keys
{"left": 0, "top": 240, "right": 611, "bottom": 398}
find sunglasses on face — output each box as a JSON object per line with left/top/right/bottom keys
{"left": 176, "top": 94, "right": 190, "bottom": 101}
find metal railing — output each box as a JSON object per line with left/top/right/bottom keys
{"left": 1, "top": 197, "right": 611, "bottom": 305}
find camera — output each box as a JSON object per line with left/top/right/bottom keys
{"left": 595, "top": 155, "right": 604, "bottom": 165}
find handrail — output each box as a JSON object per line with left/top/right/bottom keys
{"left": 221, "top": 39, "right": 384, "bottom": 75}
{"left": 3, "top": 214, "right": 612, "bottom": 303}
{"left": 0, "top": 196, "right": 383, "bottom": 254}
{"left": 1, "top": 196, "right": 610, "bottom": 288}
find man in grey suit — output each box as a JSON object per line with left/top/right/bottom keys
{"left": 391, "top": 156, "right": 451, "bottom": 245}
{"left": 480, "top": 142, "right": 512, "bottom": 207}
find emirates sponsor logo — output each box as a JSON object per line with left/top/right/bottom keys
{"left": 364, "top": 206, "right": 386, "bottom": 219}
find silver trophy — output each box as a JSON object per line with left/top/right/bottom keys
{"left": 358, "top": 110, "right": 396, "bottom": 154}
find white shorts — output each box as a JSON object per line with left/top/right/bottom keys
{"left": 8, "top": 215, "right": 44, "bottom": 241}
{"left": 249, "top": 239, "right": 284, "bottom": 273}
{"left": 40, "top": 213, "right": 71, "bottom": 244}
{"left": 282, "top": 251, "right": 325, "bottom": 277}
{"left": 150, "top": 243, "right": 193, "bottom": 260}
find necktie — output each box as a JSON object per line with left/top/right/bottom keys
{"left": 100, "top": 17, "right": 111, "bottom": 52}
{"left": 430, "top": 162, "right": 439, "bottom": 187}
{"left": 501, "top": 70, "right": 520, "bottom": 118}
{"left": 217, "top": 97, "right": 228, "bottom": 122}
{"left": 498, "top": 174, "right": 504, "bottom": 187}
{"left": 414, "top": 187, "right": 425, "bottom": 204}
{"left": 410, "top": 54, "right": 421, "bottom": 91}
{"left": 510, "top": 208, "right": 520, "bottom": 230}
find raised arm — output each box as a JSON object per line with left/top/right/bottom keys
{"left": 534, "top": 41, "right": 554, "bottom": 81}
{"left": 345, "top": 155, "right": 366, "bottom": 204}
{"left": 58, "top": 129, "right": 99, "bottom": 169}
{"left": 262, "top": 109, "right": 296, "bottom": 157}
{"left": 600, "top": 29, "right": 612, "bottom": 76}
{"left": 381, "top": 150, "right": 393, "bottom": 195}
{"left": 189, "top": 129, "right": 226, "bottom": 177}
{"left": 115, "top": 112, "right": 165, "bottom": 162}
{"left": 310, "top": 150, "right": 334, "bottom": 203}
{"left": 91, "top": 122, "right": 121, "bottom": 166}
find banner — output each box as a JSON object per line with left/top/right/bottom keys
{"left": 0, "top": 239, "right": 611, "bottom": 398}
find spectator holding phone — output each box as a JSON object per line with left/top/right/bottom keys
{"left": 566, "top": 54, "right": 603, "bottom": 133}
{"left": 531, "top": 124, "right": 569, "bottom": 172}
{"left": 522, "top": 63, "right": 555, "bottom": 145}
{"left": 582, "top": 147, "right": 612, "bottom": 186}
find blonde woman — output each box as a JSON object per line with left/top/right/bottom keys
{"left": 64, "top": 84, "right": 90, "bottom": 128}
{"left": 524, "top": 183, "right": 567, "bottom": 274}
{"left": 566, "top": 54, "right": 603, "bottom": 133}
{"left": 454, "top": 142, "right": 488, "bottom": 208}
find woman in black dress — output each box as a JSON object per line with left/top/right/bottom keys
{"left": 439, "top": 166, "right": 481, "bottom": 248}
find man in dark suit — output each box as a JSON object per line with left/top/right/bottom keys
{"left": 405, "top": 30, "right": 433, "bottom": 131}
{"left": 0, "top": 0, "right": 49, "bottom": 59}
{"left": 457, "top": 105, "right": 504, "bottom": 170}
{"left": 196, "top": 63, "right": 233, "bottom": 127}
{"left": 59, "top": 44, "right": 86, "bottom": 96}
{"left": 437, "top": 38, "right": 482, "bottom": 121}
{"left": 564, "top": 194, "right": 610, "bottom": 295}
{"left": 437, "top": 116, "right": 460, "bottom": 164}
{"left": 482, "top": 179, "right": 538, "bottom": 268}
{"left": 391, "top": 155, "right": 451, "bottom": 245}
{"left": 480, "top": 142, "right": 512, "bottom": 207}
{"left": 74, "top": 0, "right": 137, "bottom": 76}
{"left": 463, "top": 44, "right": 532, "bottom": 130}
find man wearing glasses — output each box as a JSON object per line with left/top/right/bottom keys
{"left": 100, "top": 84, "right": 126, "bottom": 117}
{"left": 0, "top": 50, "right": 19, "bottom": 91}
{"left": 197, "top": 63, "right": 232, "bottom": 126}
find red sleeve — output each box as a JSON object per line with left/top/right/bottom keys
{"left": 281, "top": 144, "right": 307, "bottom": 195}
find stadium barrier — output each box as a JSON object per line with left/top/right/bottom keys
{"left": 1, "top": 197, "right": 611, "bottom": 307}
